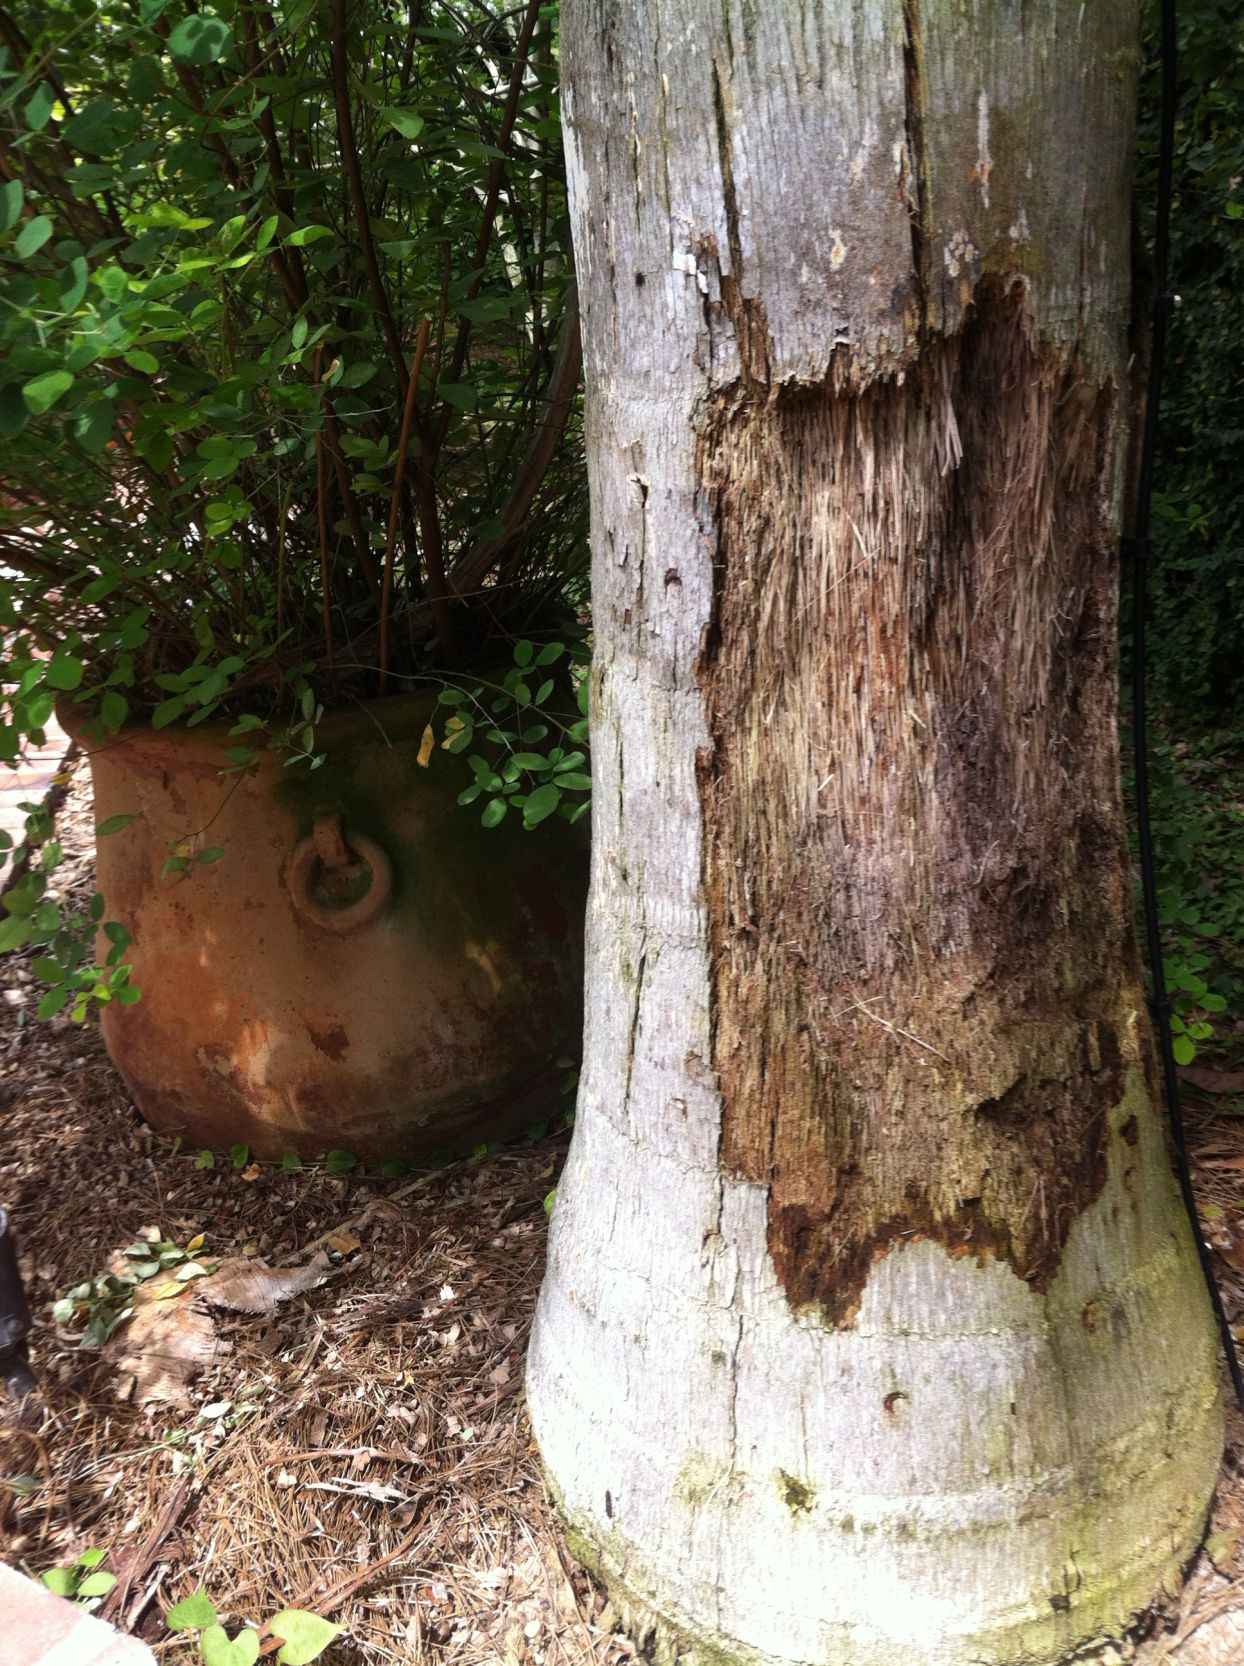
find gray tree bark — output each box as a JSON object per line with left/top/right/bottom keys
{"left": 527, "top": 4, "right": 1223, "bottom": 1663}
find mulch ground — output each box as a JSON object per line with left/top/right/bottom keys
{"left": 3, "top": 763, "right": 1244, "bottom": 1666}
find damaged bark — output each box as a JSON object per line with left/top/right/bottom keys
{"left": 700, "top": 280, "right": 1130, "bottom": 1319}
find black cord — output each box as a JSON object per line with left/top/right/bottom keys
{"left": 1130, "top": 0, "right": 1244, "bottom": 1411}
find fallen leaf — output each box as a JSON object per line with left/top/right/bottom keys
{"left": 108, "top": 1299, "right": 219, "bottom": 1408}
{"left": 241, "top": 1163, "right": 263, "bottom": 1182}
{"left": 328, "top": 1232, "right": 362, "bottom": 1255}
{"left": 201, "top": 1252, "right": 331, "bottom": 1314}
{"left": 417, "top": 723, "right": 435, "bottom": 768}
{"left": 1179, "top": 1066, "right": 1244, "bottom": 1095}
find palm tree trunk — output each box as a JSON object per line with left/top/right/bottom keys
{"left": 528, "top": 4, "right": 1222, "bottom": 1662}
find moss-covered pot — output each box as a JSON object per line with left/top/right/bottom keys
{"left": 69, "top": 691, "right": 586, "bottom": 1159}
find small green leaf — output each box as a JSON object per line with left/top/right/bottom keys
{"left": 124, "top": 349, "right": 160, "bottom": 375}
{"left": 165, "top": 1588, "right": 218, "bottom": 1631}
{"left": 0, "top": 179, "right": 23, "bottom": 234}
{"left": 202, "top": 1625, "right": 261, "bottom": 1666}
{"left": 229, "top": 1143, "right": 249, "bottom": 1169}
{"left": 194, "top": 1149, "right": 215, "bottom": 1170}
{"left": 522, "top": 782, "right": 562, "bottom": 827}
{"left": 325, "top": 1149, "right": 358, "bottom": 1174}
{"left": 543, "top": 1188, "right": 557, "bottom": 1216}
{"left": 60, "top": 257, "right": 90, "bottom": 312}
{"left": 197, "top": 847, "right": 225, "bottom": 864}
{"left": 166, "top": 13, "right": 232, "bottom": 65}
{"left": 78, "top": 1571, "right": 118, "bottom": 1599}
{"left": 281, "top": 1150, "right": 303, "bottom": 1172}
{"left": 24, "top": 83, "right": 56, "bottom": 131}
{"left": 37, "top": 987, "right": 69, "bottom": 1020}
{"left": 287, "top": 225, "right": 333, "bottom": 247}
{"left": 152, "top": 696, "right": 186, "bottom": 729}
{"left": 1172, "top": 1034, "right": 1196, "bottom": 1067}
{"left": 75, "top": 400, "right": 114, "bottom": 454}
{"left": 46, "top": 650, "right": 84, "bottom": 690}
{"left": 481, "top": 798, "right": 508, "bottom": 828}
{"left": 41, "top": 1568, "right": 78, "bottom": 1596}
{"left": 96, "top": 814, "right": 136, "bottom": 836}
{"left": 0, "top": 917, "right": 31, "bottom": 951}
{"left": 269, "top": 1610, "right": 341, "bottom": 1666}
{"left": 436, "top": 381, "right": 475, "bottom": 411}
{"left": 22, "top": 371, "right": 74, "bottom": 416}
{"left": 379, "top": 106, "right": 425, "bottom": 140}
{"left": 15, "top": 215, "right": 54, "bottom": 260}
{"left": 100, "top": 692, "right": 128, "bottom": 733}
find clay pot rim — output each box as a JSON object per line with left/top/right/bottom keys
{"left": 58, "top": 678, "right": 479, "bottom": 763}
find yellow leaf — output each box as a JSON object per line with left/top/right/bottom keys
{"left": 441, "top": 714, "right": 465, "bottom": 749}
{"left": 241, "top": 1163, "right": 262, "bottom": 1181}
{"left": 186, "top": 1233, "right": 206, "bottom": 1253}
{"left": 416, "top": 723, "right": 435, "bottom": 768}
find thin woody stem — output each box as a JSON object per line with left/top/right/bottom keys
{"left": 331, "top": 0, "right": 409, "bottom": 400}
{"left": 379, "top": 315, "right": 432, "bottom": 693}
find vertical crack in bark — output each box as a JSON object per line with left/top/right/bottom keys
{"left": 901, "top": 0, "right": 930, "bottom": 335}
{"left": 696, "top": 281, "right": 1129, "bottom": 1323}
{"left": 709, "top": 47, "right": 768, "bottom": 387}
{"left": 622, "top": 944, "right": 648, "bottom": 1115}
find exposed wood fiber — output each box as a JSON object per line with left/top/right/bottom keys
{"left": 697, "top": 279, "right": 1135, "bottom": 1319}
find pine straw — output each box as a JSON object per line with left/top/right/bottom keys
{"left": 3, "top": 766, "right": 1244, "bottom": 1664}
{"left": 0, "top": 1020, "right": 631, "bottom": 1665}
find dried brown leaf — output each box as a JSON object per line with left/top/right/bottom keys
{"left": 107, "top": 1298, "right": 219, "bottom": 1408}
{"left": 202, "top": 1251, "right": 332, "bottom": 1314}
{"left": 1180, "top": 1066, "right": 1244, "bottom": 1096}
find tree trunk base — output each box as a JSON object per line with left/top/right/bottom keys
{"left": 530, "top": 1067, "right": 1222, "bottom": 1666}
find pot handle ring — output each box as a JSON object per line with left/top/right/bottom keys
{"left": 286, "top": 813, "right": 392, "bottom": 934}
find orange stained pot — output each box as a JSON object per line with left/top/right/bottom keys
{"left": 66, "top": 691, "right": 587, "bottom": 1160}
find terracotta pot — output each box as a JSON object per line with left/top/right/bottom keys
{"left": 67, "top": 692, "right": 586, "bottom": 1159}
